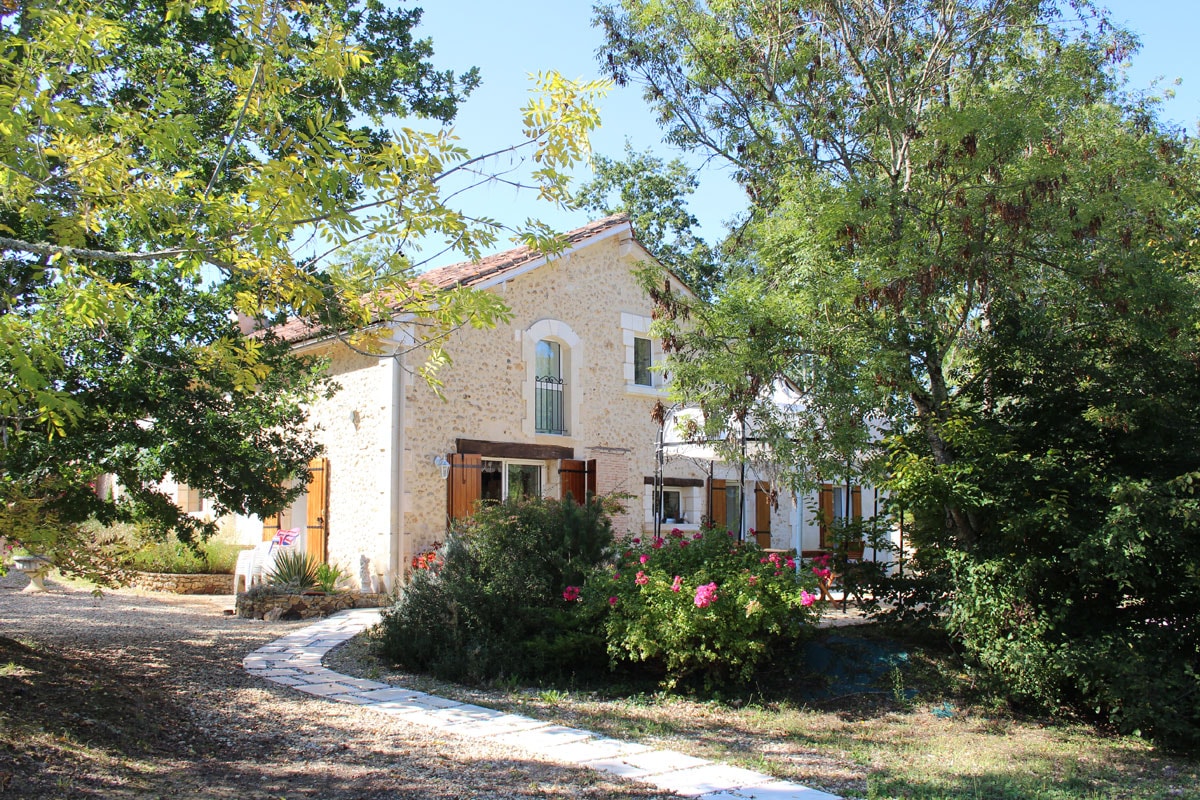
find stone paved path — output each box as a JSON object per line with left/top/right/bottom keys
{"left": 243, "top": 608, "right": 842, "bottom": 800}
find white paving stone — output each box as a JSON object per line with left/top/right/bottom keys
{"left": 486, "top": 724, "right": 595, "bottom": 751}
{"left": 640, "top": 764, "right": 771, "bottom": 796}
{"left": 242, "top": 609, "right": 842, "bottom": 800}
{"left": 699, "top": 782, "right": 843, "bottom": 800}
{"left": 353, "top": 687, "right": 425, "bottom": 703}
{"left": 535, "top": 735, "right": 652, "bottom": 763}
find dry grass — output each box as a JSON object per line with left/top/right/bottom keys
{"left": 329, "top": 623, "right": 1200, "bottom": 800}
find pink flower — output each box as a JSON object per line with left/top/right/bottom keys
{"left": 670, "top": 527, "right": 684, "bottom": 538}
{"left": 632, "top": 538, "right": 641, "bottom": 544}
{"left": 562, "top": 586, "right": 581, "bottom": 602}
{"left": 814, "top": 567, "right": 832, "bottom": 580}
{"left": 639, "top": 554, "right": 649, "bottom": 564}
{"left": 693, "top": 532, "right": 703, "bottom": 540}
{"left": 786, "top": 558, "right": 796, "bottom": 569}
{"left": 635, "top": 571, "right": 648, "bottom": 586}
{"left": 748, "top": 575, "right": 758, "bottom": 586}
{"left": 608, "top": 596, "right": 618, "bottom": 606}
{"left": 671, "top": 575, "right": 683, "bottom": 592}
{"left": 800, "top": 590, "right": 816, "bottom": 607}
{"left": 653, "top": 537, "right": 664, "bottom": 550}
{"left": 760, "top": 557, "right": 769, "bottom": 564}
{"left": 679, "top": 540, "right": 688, "bottom": 548}
{"left": 612, "top": 572, "right": 621, "bottom": 580}
{"left": 694, "top": 582, "right": 719, "bottom": 608}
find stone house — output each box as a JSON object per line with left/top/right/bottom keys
{"left": 208, "top": 214, "right": 886, "bottom": 589}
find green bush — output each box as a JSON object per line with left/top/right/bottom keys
{"left": 595, "top": 527, "right": 822, "bottom": 689}
{"left": 128, "top": 533, "right": 246, "bottom": 574}
{"left": 315, "top": 561, "right": 346, "bottom": 594}
{"left": 265, "top": 549, "right": 321, "bottom": 592}
{"left": 377, "top": 495, "right": 615, "bottom": 683}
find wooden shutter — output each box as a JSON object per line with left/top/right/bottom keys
{"left": 560, "top": 459, "right": 585, "bottom": 503}
{"left": 178, "top": 483, "right": 202, "bottom": 513}
{"left": 262, "top": 512, "right": 281, "bottom": 543}
{"left": 818, "top": 482, "right": 834, "bottom": 549}
{"left": 754, "top": 481, "right": 772, "bottom": 547}
{"left": 709, "top": 478, "right": 727, "bottom": 531}
{"left": 447, "top": 452, "right": 482, "bottom": 524}
{"left": 306, "top": 457, "right": 330, "bottom": 562}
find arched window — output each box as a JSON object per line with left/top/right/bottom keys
{"left": 523, "top": 320, "right": 581, "bottom": 438}
{"left": 535, "top": 340, "right": 565, "bottom": 434}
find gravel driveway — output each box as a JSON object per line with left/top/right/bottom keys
{"left": 0, "top": 573, "right": 674, "bottom": 799}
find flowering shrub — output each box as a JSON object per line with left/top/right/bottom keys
{"left": 592, "top": 527, "right": 822, "bottom": 688}
{"left": 378, "top": 496, "right": 614, "bottom": 683}
{"left": 410, "top": 542, "right": 442, "bottom": 572}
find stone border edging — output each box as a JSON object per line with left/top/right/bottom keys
{"left": 242, "top": 609, "right": 841, "bottom": 800}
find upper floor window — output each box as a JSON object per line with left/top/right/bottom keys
{"left": 622, "top": 312, "right": 664, "bottom": 394}
{"left": 535, "top": 339, "right": 567, "bottom": 435}
{"left": 634, "top": 337, "right": 653, "bottom": 387}
{"left": 523, "top": 319, "right": 581, "bottom": 439}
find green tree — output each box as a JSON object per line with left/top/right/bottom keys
{"left": 1, "top": 0, "right": 606, "bottom": 580}
{"left": 574, "top": 142, "right": 720, "bottom": 296}
{"left": 598, "top": 0, "right": 1200, "bottom": 744}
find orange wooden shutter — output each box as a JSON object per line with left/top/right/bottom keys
{"left": 586, "top": 458, "right": 597, "bottom": 498}
{"left": 262, "top": 512, "right": 281, "bottom": 543}
{"left": 818, "top": 483, "right": 834, "bottom": 549}
{"left": 447, "top": 453, "right": 482, "bottom": 524}
{"left": 754, "top": 481, "right": 772, "bottom": 547}
{"left": 306, "top": 457, "right": 330, "bottom": 562}
{"left": 709, "top": 478, "right": 727, "bottom": 531}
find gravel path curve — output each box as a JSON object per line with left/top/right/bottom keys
{"left": 0, "top": 572, "right": 675, "bottom": 799}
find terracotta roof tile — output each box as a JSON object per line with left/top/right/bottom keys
{"left": 417, "top": 213, "right": 631, "bottom": 289}
{"left": 266, "top": 214, "right": 633, "bottom": 345}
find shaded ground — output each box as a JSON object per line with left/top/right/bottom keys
{"left": 0, "top": 572, "right": 673, "bottom": 799}
{"left": 328, "top": 617, "right": 1200, "bottom": 800}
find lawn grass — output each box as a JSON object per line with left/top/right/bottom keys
{"left": 334, "top": 620, "right": 1200, "bottom": 800}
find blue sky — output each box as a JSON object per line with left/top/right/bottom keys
{"left": 412, "top": 1, "right": 1199, "bottom": 266}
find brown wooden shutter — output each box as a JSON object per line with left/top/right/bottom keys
{"left": 559, "top": 459, "right": 598, "bottom": 504}
{"left": 709, "top": 478, "right": 727, "bottom": 531}
{"left": 306, "top": 457, "right": 330, "bottom": 562}
{"left": 560, "top": 459, "right": 585, "bottom": 504}
{"left": 447, "top": 453, "right": 481, "bottom": 524}
{"left": 754, "top": 481, "right": 772, "bottom": 547}
{"left": 818, "top": 482, "right": 834, "bottom": 549}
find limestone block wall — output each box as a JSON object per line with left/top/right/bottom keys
{"left": 305, "top": 346, "right": 397, "bottom": 584}
{"left": 402, "top": 235, "right": 706, "bottom": 555}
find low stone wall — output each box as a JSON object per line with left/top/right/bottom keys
{"left": 236, "top": 591, "right": 388, "bottom": 621}
{"left": 133, "top": 572, "right": 235, "bottom": 595}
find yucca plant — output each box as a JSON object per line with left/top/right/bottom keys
{"left": 265, "top": 549, "right": 321, "bottom": 592}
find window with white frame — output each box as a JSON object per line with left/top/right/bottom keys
{"left": 481, "top": 459, "right": 544, "bottom": 503}
{"left": 622, "top": 313, "right": 663, "bottom": 393}
{"left": 634, "top": 337, "right": 653, "bottom": 387}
